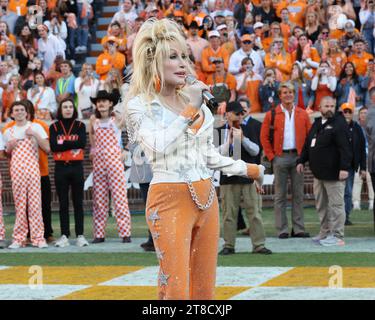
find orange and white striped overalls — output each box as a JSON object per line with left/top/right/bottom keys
{"left": 10, "top": 132, "right": 45, "bottom": 246}
{"left": 93, "top": 119, "right": 131, "bottom": 238}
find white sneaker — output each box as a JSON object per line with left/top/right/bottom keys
{"left": 319, "top": 235, "right": 345, "bottom": 247}
{"left": 369, "top": 201, "right": 374, "bottom": 210}
{"left": 353, "top": 201, "right": 360, "bottom": 210}
{"left": 75, "top": 46, "right": 83, "bottom": 52}
{"left": 8, "top": 242, "right": 21, "bottom": 249}
{"left": 37, "top": 242, "right": 48, "bottom": 249}
{"left": 80, "top": 46, "right": 87, "bottom": 53}
{"left": 55, "top": 235, "right": 70, "bottom": 248}
{"left": 312, "top": 234, "right": 326, "bottom": 243}
{"left": 76, "top": 235, "right": 89, "bottom": 247}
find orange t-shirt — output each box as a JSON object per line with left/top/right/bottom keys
{"left": 205, "top": 72, "right": 237, "bottom": 91}
{"left": 265, "top": 52, "right": 293, "bottom": 81}
{"left": 9, "top": 0, "right": 28, "bottom": 16}
{"left": 201, "top": 46, "right": 230, "bottom": 76}
{"left": 330, "top": 29, "right": 346, "bottom": 40}
{"left": 246, "top": 79, "right": 262, "bottom": 113}
{"left": 327, "top": 52, "right": 347, "bottom": 78}
{"left": 287, "top": 0, "right": 307, "bottom": 27}
{"left": 96, "top": 51, "right": 126, "bottom": 80}
{"left": 2, "top": 119, "right": 50, "bottom": 176}
{"left": 221, "top": 41, "right": 236, "bottom": 57}
{"left": 280, "top": 23, "right": 292, "bottom": 38}
{"left": 274, "top": 0, "right": 288, "bottom": 17}
{"left": 348, "top": 52, "right": 374, "bottom": 76}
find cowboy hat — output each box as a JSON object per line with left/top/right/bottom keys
{"left": 90, "top": 90, "right": 116, "bottom": 104}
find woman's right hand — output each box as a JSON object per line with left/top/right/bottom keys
{"left": 184, "top": 78, "right": 210, "bottom": 109}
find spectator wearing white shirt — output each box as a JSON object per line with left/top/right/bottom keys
{"left": 74, "top": 63, "right": 99, "bottom": 119}
{"left": 112, "top": 0, "right": 138, "bottom": 29}
{"left": 27, "top": 72, "right": 57, "bottom": 121}
{"left": 229, "top": 34, "right": 264, "bottom": 77}
{"left": 37, "top": 24, "right": 65, "bottom": 73}
{"left": 44, "top": 9, "right": 68, "bottom": 54}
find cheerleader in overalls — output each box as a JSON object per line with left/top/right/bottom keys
{"left": 89, "top": 90, "right": 131, "bottom": 243}
{"left": 3, "top": 101, "right": 49, "bottom": 249}
{"left": 0, "top": 132, "right": 5, "bottom": 248}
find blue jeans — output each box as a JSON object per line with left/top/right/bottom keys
{"left": 344, "top": 169, "right": 355, "bottom": 219}
{"left": 363, "top": 28, "right": 375, "bottom": 55}
{"left": 77, "top": 3, "right": 89, "bottom": 47}
{"left": 68, "top": 27, "right": 77, "bottom": 55}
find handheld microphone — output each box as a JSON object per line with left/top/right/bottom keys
{"left": 185, "top": 75, "right": 219, "bottom": 112}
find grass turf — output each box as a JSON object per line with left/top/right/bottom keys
{"left": 3, "top": 208, "right": 375, "bottom": 239}
{"left": 2, "top": 208, "right": 374, "bottom": 268}
{"left": 1, "top": 252, "right": 375, "bottom": 267}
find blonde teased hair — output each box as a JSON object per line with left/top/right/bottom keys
{"left": 126, "top": 18, "right": 195, "bottom": 102}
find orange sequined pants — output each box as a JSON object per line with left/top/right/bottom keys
{"left": 146, "top": 179, "right": 219, "bottom": 300}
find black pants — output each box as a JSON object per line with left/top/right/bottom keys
{"left": 140, "top": 183, "right": 153, "bottom": 244}
{"left": 41, "top": 176, "right": 53, "bottom": 238}
{"left": 55, "top": 162, "right": 84, "bottom": 237}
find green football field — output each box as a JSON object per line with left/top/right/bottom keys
{"left": 1, "top": 208, "right": 375, "bottom": 267}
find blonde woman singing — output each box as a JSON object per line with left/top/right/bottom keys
{"left": 125, "top": 18, "right": 264, "bottom": 300}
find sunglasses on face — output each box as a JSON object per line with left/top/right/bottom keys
{"left": 242, "top": 41, "right": 252, "bottom": 44}
{"left": 235, "top": 111, "right": 244, "bottom": 116}
{"left": 322, "top": 32, "right": 329, "bottom": 35}
{"left": 213, "top": 60, "right": 223, "bottom": 64}
{"left": 343, "top": 109, "right": 353, "bottom": 114}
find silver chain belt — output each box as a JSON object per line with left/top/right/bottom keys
{"left": 185, "top": 176, "right": 216, "bottom": 211}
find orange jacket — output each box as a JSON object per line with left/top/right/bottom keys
{"left": 96, "top": 51, "right": 126, "bottom": 80}
{"left": 260, "top": 105, "right": 312, "bottom": 161}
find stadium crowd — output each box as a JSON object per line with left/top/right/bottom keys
{"left": 0, "top": 0, "right": 374, "bottom": 251}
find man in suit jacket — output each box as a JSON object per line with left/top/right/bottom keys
{"left": 216, "top": 101, "right": 271, "bottom": 255}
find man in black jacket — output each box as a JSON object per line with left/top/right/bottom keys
{"left": 216, "top": 101, "right": 271, "bottom": 255}
{"left": 296, "top": 96, "right": 352, "bottom": 246}
{"left": 340, "top": 103, "right": 367, "bottom": 226}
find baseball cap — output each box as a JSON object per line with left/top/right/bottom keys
{"left": 105, "top": 36, "right": 119, "bottom": 45}
{"left": 241, "top": 34, "right": 252, "bottom": 42}
{"left": 341, "top": 103, "right": 354, "bottom": 112}
{"left": 253, "top": 22, "right": 264, "bottom": 30}
{"left": 208, "top": 30, "right": 221, "bottom": 38}
{"left": 226, "top": 101, "right": 245, "bottom": 113}
{"left": 215, "top": 11, "right": 225, "bottom": 17}
{"left": 216, "top": 24, "right": 228, "bottom": 31}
